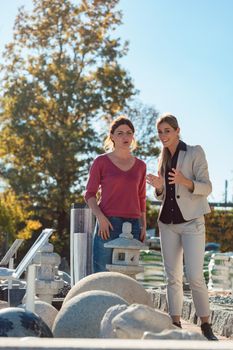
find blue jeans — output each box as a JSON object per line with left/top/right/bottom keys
{"left": 93, "top": 216, "right": 140, "bottom": 273}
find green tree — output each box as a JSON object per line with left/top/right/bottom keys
{"left": 0, "top": 189, "right": 41, "bottom": 257}
{"left": 125, "top": 100, "right": 160, "bottom": 160}
{"left": 0, "top": 0, "right": 136, "bottom": 256}
{"left": 98, "top": 99, "right": 160, "bottom": 160}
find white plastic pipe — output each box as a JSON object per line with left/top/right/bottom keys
{"left": 70, "top": 206, "right": 94, "bottom": 286}
{"left": 25, "top": 264, "right": 36, "bottom": 313}
{"left": 8, "top": 257, "right": 14, "bottom": 290}
{"left": 73, "top": 232, "right": 87, "bottom": 284}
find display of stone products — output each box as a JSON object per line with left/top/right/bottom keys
{"left": 208, "top": 252, "right": 233, "bottom": 290}
{"left": 0, "top": 210, "right": 233, "bottom": 342}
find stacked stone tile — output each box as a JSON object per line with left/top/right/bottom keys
{"left": 137, "top": 250, "right": 165, "bottom": 288}
{"left": 208, "top": 252, "right": 233, "bottom": 290}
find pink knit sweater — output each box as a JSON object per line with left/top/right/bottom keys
{"left": 84, "top": 154, "right": 146, "bottom": 218}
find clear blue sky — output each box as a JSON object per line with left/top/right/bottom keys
{"left": 0, "top": 0, "right": 233, "bottom": 202}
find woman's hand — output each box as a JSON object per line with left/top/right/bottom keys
{"left": 168, "top": 168, "right": 186, "bottom": 184}
{"left": 140, "top": 227, "right": 146, "bottom": 242}
{"left": 97, "top": 213, "right": 113, "bottom": 240}
{"left": 146, "top": 172, "right": 164, "bottom": 191}
{"left": 168, "top": 168, "right": 194, "bottom": 192}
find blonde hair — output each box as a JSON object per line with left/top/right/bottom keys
{"left": 104, "top": 115, "right": 137, "bottom": 151}
{"left": 157, "top": 113, "right": 180, "bottom": 176}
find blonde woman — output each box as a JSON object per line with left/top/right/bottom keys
{"left": 84, "top": 116, "right": 146, "bottom": 272}
{"left": 146, "top": 113, "right": 217, "bottom": 341}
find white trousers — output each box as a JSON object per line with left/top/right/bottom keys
{"left": 158, "top": 216, "right": 210, "bottom": 317}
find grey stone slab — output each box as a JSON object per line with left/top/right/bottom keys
{"left": 150, "top": 289, "right": 160, "bottom": 309}
{"left": 159, "top": 292, "right": 168, "bottom": 312}
{"left": 189, "top": 301, "right": 198, "bottom": 325}
{"left": 182, "top": 298, "right": 192, "bottom": 321}
{"left": 211, "top": 306, "right": 233, "bottom": 337}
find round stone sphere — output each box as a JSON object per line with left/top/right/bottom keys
{"left": 52, "top": 290, "right": 128, "bottom": 338}
{"left": 63, "top": 271, "right": 153, "bottom": 307}
{"left": 0, "top": 307, "right": 53, "bottom": 337}
{"left": 18, "top": 300, "right": 58, "bottom": 329}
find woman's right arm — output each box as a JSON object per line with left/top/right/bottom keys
{"left": 84, "top": 158, "right": 113, "bottom": 239}
{"left": 87, "top": 197, "right": 113, "bottom": 240}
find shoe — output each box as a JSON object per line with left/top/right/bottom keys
{"left": 201, "top": 323, "right": 218, "bottom": 341}
{"left": 173, "top": 321, "right": 182, "bottom": 328}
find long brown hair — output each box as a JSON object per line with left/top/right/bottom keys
{"left": 104, "top": 115, "right": 137, "bottom": 151}
{"left": 157, "top": 113, "right": 180, "bottom": 176}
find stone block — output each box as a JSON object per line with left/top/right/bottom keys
{"left": 112, "top": 303, "right": 174, "bottom": 339}
{"left": 189, "top": 300, "right": 198, "bottom": 324}
{"left": 100, "top": 304, "right": 128, "bottom": 338}
{"left": 211, "top": 306, "right": 233, "bottom": 337}
{"left": 159, "top": 291, "right": 168, "bottom": 312}
{"left": 181, "top": 298, "right": 192, "bottom": 321}
{"left": 149, "top": 289, "right": 161, "bottom": 308}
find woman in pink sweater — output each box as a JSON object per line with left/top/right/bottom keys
{"left": 84, "top": 116, "right": 146, "bottom": 272}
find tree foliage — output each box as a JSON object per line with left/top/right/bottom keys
{"left": 0, "top": 189, "right": 41, "bottom": 257}
{"left": 124, "top": 100, "right": 160, "bottom": 160}
{"left": 205, "top": 209, "right": 233, "bottom": 252}
{"left": 0, "top": 0, "right": 137, "bottom": 256}
{"left": 146, "top": 203, "right": 233, "bottom": 253}
{"left": 98, "top": 99, "right": 160, "bottom": 159}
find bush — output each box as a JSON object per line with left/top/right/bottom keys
{"left": 205, "top": 209, "right": 233, "bottom": 252}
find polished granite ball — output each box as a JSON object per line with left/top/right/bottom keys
{"left": 0, "top": 307, "right": 53, "bottom": 337}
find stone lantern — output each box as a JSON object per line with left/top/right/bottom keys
{"left": 33, "top": 241, "right": 64, "bottom": 304}
{"left": 104, "top": 222, "right": 148, "bottom": 279}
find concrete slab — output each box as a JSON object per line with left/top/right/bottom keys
{"left": 0, "top": 338, "right": 233, "bottom": 350}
